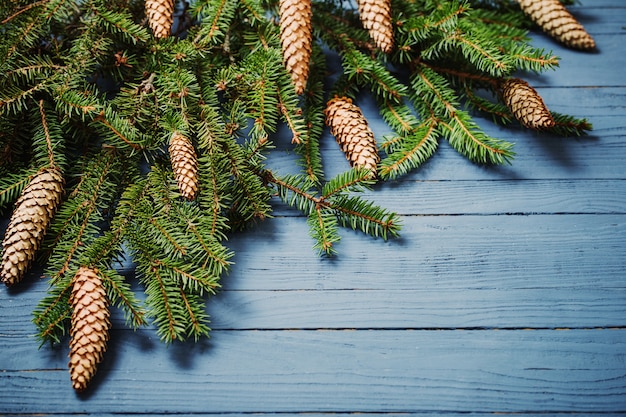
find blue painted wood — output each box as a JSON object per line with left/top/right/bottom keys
{"left": 1, "top": 1, "right": 625, "bottom": 415}
{"left": 1, "top": 329, "right": 625, "bottom": 413}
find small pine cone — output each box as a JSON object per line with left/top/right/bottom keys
{"left": 279, "top": 0, "right": 313, "bottom": 95}
{"left": 357, "top": 0, "right": 394, "bottom": 53}
{"left": 501, "top": 78, "right": 555, "bottom": 130}
{"left": 516, "top": 0, "right": 595, "bottom": 50}
{"left": 1, "top": 167, "right": 64, "bottom": 287}
{"left": 69, "top": 267, "right": 111, "bottom": 392}
{"left": 324, "top": 96, "right": 380, "bottom": 174}
{"left": 169, "top": 132, "right": 199, "bottom": 200}
{"left": 145, "top": 0, "right": 174, "bottom": 39}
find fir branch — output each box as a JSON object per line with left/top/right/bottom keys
{"left": 0, "top": 167, "right": 37, "bottom": 211}
{"left": 98, "top": 268, "right": 147, "bottom": 329}
{"left": 411, "top": 65, "right": 514, "bottom": 164}
{"left": 294, "top": 42, "right": 326, "bottom": 183}
{"left": 86, "top": 0, "right": 151, "bottom": 45}
{"left": 321, "top": 168, "right": 376, "bottom": 199}
{"left": 307, "top": 207, "right": 340, "bottom": 256}
{"left": 32, "top": 277, "right": 73, "bottom": 346}
{"left": 269, "top": 172, "right": 319, "bottom": 215}
{"left": 342, "top": 48, "right": 407, "bottom": 103}
{"left": 379, "top": 118, "right": 440, "bottom": 180}
{"left": 546, "top": 111, "right": 593, "bottom": 136}
{"left": 328, "top": 194, "right": 401, "bottom": 240}
{"left": 44, "top": 150, "right": 121, "bottom": 282}
{"left": 37, "top": 99, "right": 61, "bottom": 169}
{"left": 192, "top": 0, "right": 238, "bottom": 47}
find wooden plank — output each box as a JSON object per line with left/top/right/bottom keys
{"left": 204, "top": 287, "right": 626, "bottom": 330}
{"left": 4, "top": 284, "right": 623, "bottom": 333}
{"left": 219, "top": 214, "right": 626, "bottom": 290}
{"left": 1, "top": 329, "right": 625, "bottom": 414}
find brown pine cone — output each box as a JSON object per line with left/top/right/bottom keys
{"left": 69, "top": 267, "right": 111, "bottom": 392}
{"left": 169, "top": 132, "right": 199, "bottom": 200}
{"left": 501, "top": 78, "right": 555, "bottom": 130}
{"left": 1, "top": 167, "right": 64, "bottom": 287}
{"left": 357, "top": 0, "right": 394, "bottom": 53}
{"left": 516, "top": 0, "right": 596, "bottom": 50}
{"left": 279, "top": 0, "right": 313, "bottom": 95}
{"left": 145, "top": 0, "right": 174, "bottom": 39}
{"left": 324, "top": 96, "right": 379, "bottom": 175}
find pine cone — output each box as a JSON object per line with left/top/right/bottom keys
{"left": 169, "top": 132, "right": 199, "bottom": 200}
{"left": 279, "top": 0, "right": 313, "bottom": 95}
{"left": 357, "top": 0, "right": 394, "bottom": 53}
{"left": 69, "top": 267, "right": 111, "bottom": 392}
{"left": 516, "top": 0, "right": 595, "bottom": 50}
{"left": 324, "top": 96, "right": 379, "bottom": 175}
{"left": 1, "top": 167, "right": 64, "bottom": 287}
{"left": 501, "top": 78, "right": 555, "bottom": 130}
{"left": 145, "top": 0, "right": 174, "bottom": 39}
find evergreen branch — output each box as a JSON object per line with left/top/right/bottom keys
{"left": 327, "top": 195, "right": 401, "bottom": 240}
{"left": 546, "top": 111, "right": 593, "bottom": 136}
{"left": 379, "top": 99, "right": 421, "bottom": 136}
{"left": 462, "top": 84, "right": 513, "bottom": 125}
{"left": 0, "top": 81, "right": 50, "bottom": 115}
{"left": 1, "top": 0, "right": 48, "bottom": 25}
{"left": 192, "top": 0, "right": 237, "bottom": 47}
{"left": 379, "top": 118, "right": 440, "bottom": 179}
{"left": 441, "top": 111, "right": 515, "bottom": 164}
{"left": 87, "top": 1, "right": 151, "bottom": 44}
{"left": 411, "top": 65, "right": 513, "bottom": 164}
{"left": 44, "top": 151, "right": 120, "bottom": 282}
{"left": 268, "top": 171, "right": 318, "bottom": 215}
{"left": 424, "top": 29, "right": 512, "bottom": 77}
{"left": 507, "top": 43, "right": 560, "bottom": 73}
{"left": 0, "top": 167, "right": 36, "bottom": 211}
{"left": 342, "top": 48, "right": 407, "bottom": 103}
{"left": 178, "top": 287, "right": 210, "bottom": 341}
{"left": 32, "top": 278, "right": 73, "bottom": 345}
{"left": 38, "top": 99, "right": 57, "bottom": 169}
{"left": 307, "top": 207, "right": 340, "bottom": 256}
{"left": 92, "top": 110, "right": 147, "bottom": 152}
{"left": 98, "top": 268, "right": 147, "bottom": 329}
{"left": 277, "top": 89, "right": 304, "bottom": 145}
{"left": 143, "top": 263, "right": 181, "bottom": 343}
{"left": 321, "top": 168, "right": 375, "bottom": 200}
{"left": 32, "top": 100, "right": 66, "bottom": 170}
{"left": 55, "top": 88, "right": 101, "bottom": 120}
{"left": 294, "top": 43, "right": 326, "bottom": 183}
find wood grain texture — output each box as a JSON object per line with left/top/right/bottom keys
{"left": 1, "top": 1, "right": 625, "bottom": 415}
{"left": 2, "top": 330, "right": 626, "bottom": 414}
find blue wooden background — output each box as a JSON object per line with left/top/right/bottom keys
{"left": 1, "top": 1, "right": 625, "bottom": 414}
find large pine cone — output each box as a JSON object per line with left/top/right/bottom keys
{"left": 279, "top": 0, "right": 313, "bottom": 95}
{"left": 146, "top": 0, "right": 174, "bottom": 39}
{"left": 69, "top": 267, "right": 111, "bottom": 392}
{"left": 169, "top": 132, "right": 199, "bottom": 200}
{"left": 516, "top": 0, "right": 595, "bottom": 50}
{"left": 324, "top": 96, "right": 380, "bottom": 175}
{"left": 1, "top": 167, "right": 64, "bottom": 286}
{"left": 501, "top": 78, "right": 555, "bottom": 130}
{"left": 357, "top": 0, "right": 394, "bottom": 53}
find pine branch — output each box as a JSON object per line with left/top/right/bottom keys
{"left": 379, "top": 118, "right": 440, "bottom": 180}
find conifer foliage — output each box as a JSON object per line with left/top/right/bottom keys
{"left": 0, "top": 0, "right": 594, "bottom": 390}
